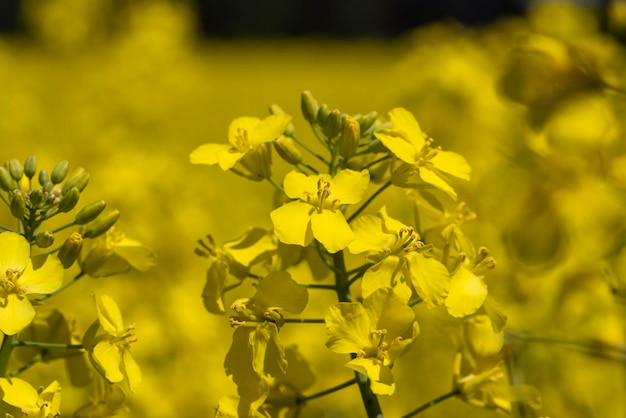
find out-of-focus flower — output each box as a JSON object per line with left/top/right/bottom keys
{"left": 80, "top": 228, "right": 156, "bottom": 278}
{"left": 0, "top": 232, "right": 63, "bottom": 335}
{"left": 375, "top": 108, "right": 470, "bottom": 200}
{"left": 270, "top": 169, "right": 369, "bottom": 253}
{"left": 0, "top": 377, "right": 61, "bottom": 418}
{"left": 190, "top": 114, "right": 292, "bottom": 180}
{"left": 325, "top": 288, "right": 419, "bottom": 395}
{"left": 82, "top": 295, "right": 141, "bottom": 393}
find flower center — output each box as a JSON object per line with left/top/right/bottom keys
{"left": 415, "top": 138, "right": 441, "bottom": 168}
{"left": 1, "top": 268, "right": 26, "bottom": 295}
{"left": 233, "top": 128, "right": 252, "bottom": 151}
{"left": 303, "top": 178, "right": 341, "bottom": 212}
{"left": 111, "top": 324, "right": 138, "bottom": 346}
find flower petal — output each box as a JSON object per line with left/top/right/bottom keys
{"left": 216, "top": 149, "right": 246, "bottom": 171}
{"left": 348, "top": 214, "right": 390, "bottom": 254}
{"left": 93, "top": 341, "right": 124, "bottom": 383}
{"left": 345, "top": 357, "right": 395, "bottom": 395}
{"left": 283, "top": 171, "right": 324, "bottom": 200}
{"left": 189, "top": 143, "right": 232, "bottom": 165}
{"left": 17, "top": 255, "right": 63, "bottom": 295}
{"left": 325, "top": 302, "right": 371, "bottom": 354}
{"left": 0, "top": 232, "right": 29, "bottom": 274}
{"left": 433, "top": 150, "right": 471, "bottom": 180}
{"left": 254, "top": 271, "right": 309, "bottom": 314}
{"left": 270, "top": 201, "right": 314, "bottom": 247}
{"left": 388, "top": 107, "right": 425, "bottom": 150}
{"left": 445, "top": 266, "right": 488, "bottom": 318}
{"left": 251, "top": 114, "right": 292, "bottom": 145}
{"left": 95, "top": 295, "right": 125, "bottom": 335}
{"left": 378, "top": 206, "right": 409, "bottom": 235}
{"left": 122, "top": 349, "right": 142, "bottom": 393}
{"left": 310, "top": 210, "right": 354, "bottom": 253}
{"left": 406, "top": 252, "right": 450, "bottom": 308}
{"left": 227, "top": 117, "right": 260, "bottom": 147}
{"left": 330, "top": 169, "right": 370, "bottom": 204}
{"left": 0, "top": 293, "right": 35, "bottom": 335}
{"left": 0, "top": 377, "right": 39, "bottom": 410}
{"left": 419, "top": 168, "right": 457, "bottom": 200}
{"left": 362, "top": 257, "right": 412, "bottom": 303}
{"left": 363, "top": 288, "right": 415, "bottom": 340}
{"left": 375, "top": 130, "right": 417, "bottom": 164}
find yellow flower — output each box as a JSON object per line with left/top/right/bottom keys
{"left": 375, "top": 108, "right": 470, "bottom": 200}
{"left": 270, "top": 169, "right": 369, "bottom": 253}
{"left": 82, "top": 295, "right": 141, "bottom": 393}
{"left": 0, "top": 377, "right": 61, "bottom": 418}
{"left": 0, "top": 232, "right": 63, "bottom": 335}
{"left": 190, "top": 114, "right": 292, "bottom": 179}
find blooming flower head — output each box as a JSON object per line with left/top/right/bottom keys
{"left": 0, "top": 377, "right": 61, "bottom": 418}
{"left": 348, "top": 207, "right": 450, "bottom": 306}
{"left": 82, "top": 295, "right": 141, "bottom": 393}
{"left": 375, "top": 108, "right": 471, "bottom": 200}
{"left": 270, "top": 169, "right": 369, "bottom": 253}
{"left": 325, "top": 288, "right": 419, "bottom": 395}
{"left": 0, "top": 232, "right": 63, "bottom": 335}
{"left": 190, "top": 114, "right": 292, "bottom": 180}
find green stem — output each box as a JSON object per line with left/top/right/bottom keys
{"left": 51, "top": 221, "right": 76, "bottom": 234}
{"left": 14, "top": 341, "right": 83, "bottom": 349}
{"left": 0, "top": 193, "right": 10, "bottom": 208}
{"left": 283, "top": 318, "right": 325, "bottom": 324}
{"left": 288, "top": 133, "right": 329, "bottom": 165}
{"left": 399, "top": 388, "right": 461, "bottom": 417}
{"left": 297, "top": 162, "right": 319, "bottom": 174}
{"left": 0, "top": 334, "right": 17, "bottom": 377}
{"left": 300, "top": 283, "right": 336, "bottom": 290}
{"left": 363, "top": 155, "right": 390, "bottom": 170}
{"left": 223, "top": 280, "right": 245, "bottom": 293}
{"left": 297, "top": 378, "right": 358, "bottom": 404}
{"left": 267, "top": 177, "right": 285, "bottom": 195}
{"left": 35, "top": 271, "right": 86, "bottom": 302}
{"left": 332, "top": 251, "right": 384, "bottom": 418}
{"left": 0, "top": 224, "right": 18, "bottom": 233}
{"left": 314, "top": 241, "right": 342, "bottom": 274}
{"left": 408, "top": 298, "right": 423, "bottom": 308}
{"left": 9, "top": 353, "right": 43, "bottom": 377}
{"left": 347, "top": 180, "right": 392, "bottom": 223}
{"left": 346, "top": 264, "right": 371, "bottom": 287}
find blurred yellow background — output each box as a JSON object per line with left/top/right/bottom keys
{"left": 1, "top": 0, "right": 625, "bottom": 417}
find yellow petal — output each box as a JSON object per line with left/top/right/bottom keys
{"left": 283, "top": 171, "right": 324, "bottom": 200}
{"left": 310, "top": 210, "right": 354, "bottom": 253}
{"left": 95, "top": 295, "right": 125, "bottom": 335}
{"left": 123, "top": 349, "right": 142, "bottom": 393}
{"left": 348, "top": 214, "right": 389, "bottom": 254}
{"left": 325, "top": 303, "right": 371, "bottom": 354}
{"left": 374, "top": 130, "right": 417, "bottom": 164}
{"left": 378, "top": 206, "right": 409, "bottom": 234}
{"left": 216, "top": 149, "right": 245, "bottom": 171}
{"left": 432, "top": 150, "right": 471, "bottom": 180}
{"left": 270, "top": 201, "right": 314, "bottom": 247}
{"left": 445, "top": 266, "right": 488, "bottom": 317}
{"left": 330, "top": 169, "right": 370, "bottom": 204}
{"left": 0, "top": 293, "right": 35, "bottom": 335}
{"left": 189, "top": 143, "right": 231, "bottom": 165}
{"left": 362, "top": 258, "right": 412, "bottom": 303}
{"left": 419, "top": 168, "right": 457, "bottom": 200}
{"left": 0, "top": 232, "right": 29, "bottom": 274}
{"left": 0, "top": 377, "right": 39, "bottom": 410}
{"left": 93, "top": 341, "right": 124, "bottom": 383}
{"left": 345, "top": 357, "right": 395, "bottom": 395}
{"left": 114, "top": 238, "right": 157, "bottom": 272}
{"left": 227, "top": 117, "right": 261, "bottom": 147}
{"left": 17, "top": 255, "right": 63, "bottom": 295}
{"left": 250, "top": 114, "right": 292, "bottom": 145}
{"left": 406, "top": 252, "right": 450, "bottom": 308}
{"left": 388, "top": 107, "right": 425, "bottom": 150}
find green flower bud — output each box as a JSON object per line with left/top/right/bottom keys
{"left": 269, "top": 104, "right": 295, "bottom": 136}
{"left": 58, "top": 187, "right": 80, "bottom": 213}
{"left": 62, "top": 168, "right": 89, "bottom": 193}
{"left": 273, "top": 135, "right": 303, "bottom": 164}
{"left": 10, "top": 191, "right": 26, "bottom": 219}
{"left": 358, "top": 111, "right": 378, "bottom": 133}
{"left": 75, "top": 200, "right": 107, "bottom": 225}
{"left": 38, "top": 169, "right": 49, "bottom": 186}
{"left": 29, "top": 188, "right": 44, "bottom": 207}
{"left": 57, "top": 232, "right": 83, "bottom": 268}
{"left": 24, "top": 155, "right": 37, "bottom": 179}
{"left": 83, "top": 209, "right": 120, "bottom": 238}
{"left": 339, "top": 116, "right": 360, "bottom": 159}
{"left": 35, "top": 231, "right": 55, "bottom": 248}
{"left": 324, "top": 109, "right": 342, "bottom": 140}
{"left": 301, "top": 90, "right": 319, "bottom": 123}
{"left": 316, "top": 104, "right": 330, "bottom": 126}
{"left": 8, "top": 159, "right": 23, "bottom": 181}
{"left": 43, "top": 181, "right": 54, "bottom": 193}
{"left": 51, "top": 160, "right": 69, "bottom": 184}
{"left": 0, "top": 167, "right": 12, "bottom": 191}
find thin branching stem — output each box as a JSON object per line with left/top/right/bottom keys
{"left": 9, "top": 353, "right": 43, "bottom": 377}
{"left": 267, "top": 177, "right": 285, "bottom": 195}
{"left": 399, "top": 388, "right": 461, "bottom": 418}
{"left": 14, "top": 341, "right": 83, "bottom": 350}
{"left": 288, "top": 133, "right": 329, "bottom": 165}
{"left": 35, "top": 271, "right": 86, "bottom": 302}
{"left": 347, "top": 180, "right": 392, "bottom": 223}
{"left": 297, "top": 378, "right": 358, "bottom": 404}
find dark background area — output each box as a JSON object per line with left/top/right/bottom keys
{"left": 0, "top": 0, "right": 529, "bottom": 36}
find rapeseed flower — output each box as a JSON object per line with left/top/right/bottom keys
{"left": 270, "top": 169, "right": 369, "bottom": 253}
{"left": 0, "top": 377, "right": 61, "bottom": 418}
{"left": 0, "top": 232, "right": 63, "bottom": 335}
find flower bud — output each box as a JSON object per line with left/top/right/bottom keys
{"left": 10, "top": 191, "right": 26, "bottom": 219}
{"left": 83, "top": 209, "right": 120, "bottom": 238}
{"left": 301, "top": 90, "right": 319, "bottom": 124}
{"left": 358, "top": 111, "right": 378, "bottom": 133}
{"left": 38, "top": 169, "right": 49, "bottom": 186}
{"left": 62, "top": 168, "right": 89, "bottom": 193}
{"left": 240, "top": 143, "right": 272, "bottom": 180}
{"left": 273, "top": 135, "right": 303, "bottom": 164}
{"left": 339, "top": 116, "right": 360, "bottom": 159}
{"left": 29, "top": 188, "right": 44, "bottom": 207}
{"left": 324, "top": 109, "right": 342, "bottom": 140}
{"left": 51, "top": 160, "right": 69, "bottom": 184}
{"left": 269, "top": 104, "right": 296, "bottom": 136}
{"left": 58, "top": 187, "right": 80, "bottom": 213}
{"left": 8, "top": 159, "right": 23, "bottom": 181}
{"left": 57, "top": 232, "right": 83, "bottom": 268}
{"left": 35, "top": 230, "right": 55, "bottom": 248}
{"left": 75, "top": 200, "right": 107, "bottom": 225}
{"left": 316, "top": 104, "right": 330, "bottom": 126}
{"left": 24, "top": 155, "right": 37, "bottom": 179}
{"left": 0, "top": 167, "right": 12, "bottom": 191}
